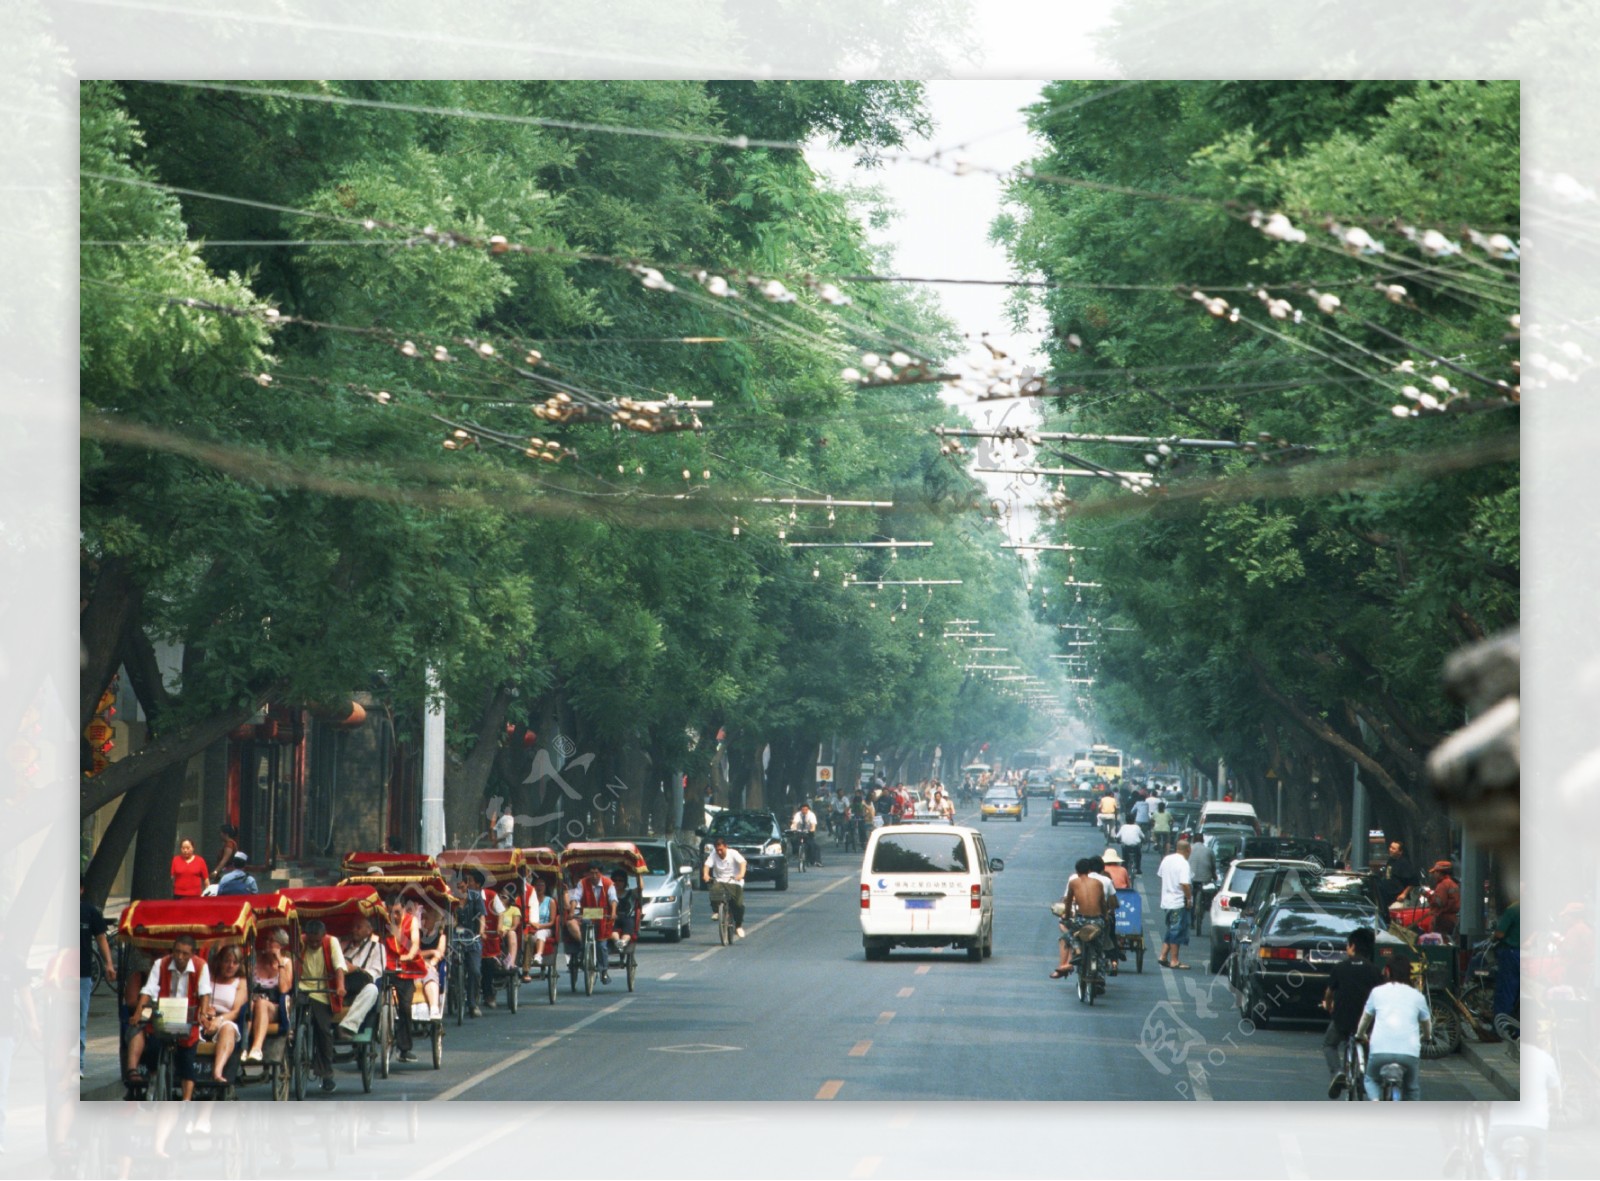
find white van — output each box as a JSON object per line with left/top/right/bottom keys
{"left": 859, "top": 824, "right": 1002, "bottom": 961}
{"left": 1199, "top": 800, "right": 1261, "bottom": 834}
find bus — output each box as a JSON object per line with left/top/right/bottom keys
{"left": 1091, "top": 744, "right": 1125, "bottom": 783}
{"left": 1012, "top": 748, "right": 1051, "bottom": 774}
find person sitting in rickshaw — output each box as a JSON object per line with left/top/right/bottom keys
{"left": 125, "top": 934, "right": 212, "bottom": 1099}
{"left": 522, "top": 876, "right": 556, "bottom": 980}
{"left": 1101, "top": 847, "right": 1133, "bottom": 891}
{"left": 201, "top": 943, "right": 248, "bottom": 1084}
{"left": 337, "top": 914, "right": 387, "bottom": 1038}
{"left": 243, "top": 927, "right": 291, "bottom": 1064}
{"left": 564, "top": 864, "right": 617, "bottom": 984}
{"left": 611, "top": 871, "right": 639, "bottom": 955}
{"left": 496, "top": 881, "right": 522, "bottom": 972}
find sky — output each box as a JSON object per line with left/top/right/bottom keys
{"left": 807, "top": 80, "right": 1065, "bottom": 548}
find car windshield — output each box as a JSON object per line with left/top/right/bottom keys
{"left": 634, "top": 845, "right": 669, "bottom": 875}
{"left": 983, "top": 791, "right": 1014, "bottom": 803}
{"left": 1225, "top": 865, "right": 1260, "bottom": 895}
{"left": 710, "top": 815, "right": 773, "bottom": 841}
{"left": 871, "top": 833, "right": 971, "bottom": 874}
{"left": 1266, "top": 908, "right": 1375, "bottom": 939}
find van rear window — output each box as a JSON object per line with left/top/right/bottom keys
{"left": 871, "top": 833, "right": 971, "bottom": 874}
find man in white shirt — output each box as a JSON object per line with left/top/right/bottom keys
{"left": 338, "top": 915, "right": 387, "bottom": 1036}
{"left": 1115, "top": 818, "right": 1145, "bottom": 874}
{"left": 126, "top": 935, "right": 213, "bottom": 1101}
{"left": 788, "top": 804, "right": 821, "bottom": 867}
{"left": 1486, "top": 1035, "right": 1560, "bottom": 1175}
{"left": 702, "top": 838, "right": 748, "bottom": 938}
{"left": 1357, "top": 964, "right": 1433, "bottom": 1099}
{"left": 493, "top": 804, "right": 515, "bottom": 849}
{"left": 1157, "top": 838, "right": 1193, "bottom": 969}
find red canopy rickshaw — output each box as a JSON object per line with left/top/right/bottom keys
{"left": 559, "top": 842, "right": 648, "bottom": 995}
{"left": 334, "top": 872, "right": 456, "bottom": 1064}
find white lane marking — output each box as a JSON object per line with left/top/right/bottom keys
{"left": 688, "top": 874, "right": 856, "bottom": 962}
{"left": 913, "top": 964, "right": 931, "bottom": 976}
{"left": 1187, "top": 1059, "right": 1213, "bottom": 1102}
{"left": 658, "top": 971, "right": 677, "bottom": 980}
{"left": 431, "top": 998, "right": 633, "bottom": 1101}
{"left": 850, "top": 1155, "right": 883, "bottom": 1178}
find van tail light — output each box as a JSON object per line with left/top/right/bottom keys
{"left": 860, "top": 884, "right": 871, "bottom": 910}
{"left": 971, "top": 884, "right": 982, "bottom": 910}
{"left": 1217, "top": 897, "right": 1230, "bottom": 909}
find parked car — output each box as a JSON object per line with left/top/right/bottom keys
{"left": 611, "top": 834, "right": 699, "bottom": 941}
{"left": 859, "top": 824, "right": 1002, "bottom": 961}
{"left": 1051, "top": 786, "right": 1097, "bottom": 826}
{"left": 1164, "top": 800, "right": 1202, "bottom": 835}
{"left": 980, "top": 787, "right": 1024, "bottom": 822}
{"left": 1207, "top": 858, "right": 1319, "bottom": 973}
{"left": 1234, "top": 896, "right": 1404, "bottom": 1026}
{"left": 1227, "top": 870, "right": 1376, "bottom": 987}
{"left": 1240, "top": 835, "right": 1337, "bottom": 868}
{"left": 697, "top": 810, "right": 788, "bottom": 891}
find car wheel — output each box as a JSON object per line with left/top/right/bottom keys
{"left": 1247, "top": 979, "right": 1272, "bottom": 1028}
{"left": 864, "top": 939, "right": 889, "bottom": 962}
{"left": 966, "top": 942, "right": 982, "bottom": 962}
{"left": 1209, "top": 946, "right": 1226, "bottom": 975}
{"left": 664, "top": 921, "right": 682, "bottom": 944}
{"left": 773, "top": 866, "right": 788, "bottom": 891}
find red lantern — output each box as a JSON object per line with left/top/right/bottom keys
{"left": 522, "top": 729, "right": 538, "bottom": 747}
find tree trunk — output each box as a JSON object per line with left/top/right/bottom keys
{"left": 82, "top": 779, "right": 160, "bottom": 907}
{"left": 80, "top": 555, "right": 139, "bottom": 730}
{"left": 129, "top": 760, "right": 187, "bottom": 899}
{"left": 80, "top": 687, "right": 285, "bottom": 815}
{"left": 444, "top": 684, "right": 513, "bottom": 848}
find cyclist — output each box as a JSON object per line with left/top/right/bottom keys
{"left": 829, "top": 791, "right": 848, "bottom": 840}
{"left": 1356, "top": 960, "right": 1432, "bottom": 1099}
{"left": 564, "top": 864, "right": 617, "bottom": 983}
{"left": 788, "top": 803, "right": 821, "bottom": 867}
{"left": 701, "top": 837, "right": 748, "bottom": 940}
{"left": 1321, "top": 927, "right": 1383, "bottom": 1098}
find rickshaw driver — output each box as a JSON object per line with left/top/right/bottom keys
{"left": 125, "top": 934, "right": 213, "bottom": 1100}
{"left": 702, "top": 837, "right": 748, "bottom": 940}
{"left": 564, "top": 864, "right": 617, "bottom": 984}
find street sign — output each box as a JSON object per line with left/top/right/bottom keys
{"left": 816, "top": 765, "right": 834, "bottom": 783}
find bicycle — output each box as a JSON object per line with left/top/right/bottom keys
{"left": 788, "top": 829, "right": 816, "bottom": 872}
{"left": 569, "top": 911, "right": 601, "bottom": 995}
{"left": 708, "top": 883, "right": 736, "bottom": 945}
{"left": 1341, "top": 1034, "right": 1368, "bottom": 1102}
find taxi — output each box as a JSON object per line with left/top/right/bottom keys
{"left": 979, "top": 787, "right": 1023, "bottom": 822}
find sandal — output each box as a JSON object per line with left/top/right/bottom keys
{"left": 1170, "top": 962, "right": 1191, "bottom": 970}
{"left": 1049, "top": 967, "right": 1071, "bottom": 979}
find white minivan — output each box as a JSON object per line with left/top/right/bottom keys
{"left": 1199, "top": 800, "right": 1261, "bottom": 834}
{"left": 859, "top": 824, "right": 1003, "bottom": 961}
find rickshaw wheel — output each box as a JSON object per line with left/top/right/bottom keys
{"left": 507, "top": 970, "right": 519, "bottom": 1014}
{"left": 290, "top": 1012, "right": 310, "bottom": 1101}
{"left": 378, "top": 994, "right": 393, "bottom": 1079}
{"left": 546, "top": 960, "right": 557, "bottom": 1005}
{"left": 583, "top": 927, "right": 597, "bottom": 996}
{"left": 359, "top": 1041, "right": 374, "bottom": 1093}
{"left": 430, "top": 1022, "right": 443, "bottom": 1069}
{"left": 270, "top": 1058, "right": 289, "bottom": 1102}
{"left": 150, "top": 1041, "right": 173, "bottom": 1101}
{"left": 1135, "top": 943, "right": 1145, "bottom": 973}
{"left": 626, "top": 944, "right": 637, "bottom": 992}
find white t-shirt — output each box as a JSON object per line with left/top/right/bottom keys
{"left": 1363, "top": 981, "right": 1432, "bottom": 1057}
{"left": 494, "top": 812, "right": 515, "bottom": 845}
{"left": 704, "top": 848, "right": 747, "bottom": 883}
{"left": 1116, "top": 822, "right": 1144, "bottom": 846}
{"left": 1157, "top": 852, "right": 1193, "bottom": 909}
{"left": 790, "top": 810, "right": 817, "bottom": 832}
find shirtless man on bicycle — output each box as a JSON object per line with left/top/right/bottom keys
{"left": 1051, "top": 857, "right": 1110, "bottom": 979}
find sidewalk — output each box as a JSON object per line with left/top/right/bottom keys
{"left": 81, "top": 983, "right": 127, "bottom": 1101}
{"left": 1460, "top": 1032, "right": 1520, "bottom": 1099}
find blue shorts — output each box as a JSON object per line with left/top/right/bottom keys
{"left": 1164, "top": 907, "right": 1190, "bottom": 946}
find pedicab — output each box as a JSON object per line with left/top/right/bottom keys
{"left": 228, "top": 890, "right": 303, "bottom": 1100}
{"left": 519, "top": 847, "right": 565, "bottom": 1005}
{"left": 337, "top": 871, "right": 457, "bottom": 1069}
{"left": 1114, "top": 887, "right": 1146, "bottom": 973}
{"left": 116, "top": 897, "right": 258, "bottom": 1102}
{"left": 558, "top": 842, "right": 648, "bottom": 996}
{"left": 435, "top": 846, "right": 525, "bottom": 1014}
{"left": 275, "top": 886, "right": 389, "bottom": 1091}
{"left": 341, "top": 850, "right": 439, "bottom": 877}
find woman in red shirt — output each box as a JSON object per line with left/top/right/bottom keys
{"left": 169, "top": 838, "right": 209, "bottom": 898}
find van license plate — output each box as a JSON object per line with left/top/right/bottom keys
{"left": 904, "top": 899, "right": 935, "bottom": 910}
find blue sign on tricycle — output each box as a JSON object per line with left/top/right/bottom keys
{"left": 1115, "top": 891, "right": 1143, "bottom": 936}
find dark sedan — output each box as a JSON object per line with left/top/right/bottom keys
{"left": 697, "top": 810, "right": 789, "bottom": 890}
{"left": 1235, "top": 897, "right": 1400, "bottom": 1026}
{"left": 1051, "top": 787, "right": 1097, "bottom": 826}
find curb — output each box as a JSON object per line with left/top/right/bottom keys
{"left": 1460, "top": 1035, "right": 1519, "bottom": 1099}
{"left": 82, "top": 1077, "right": 126, "bottom": 1102}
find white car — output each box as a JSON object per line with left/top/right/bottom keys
{"left": 1207, "top": 857, "right": 1320, "bottom": 973}
{"left": 859, "top": 824, "right": 1003, "bottom": 961}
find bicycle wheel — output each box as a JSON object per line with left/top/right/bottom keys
{"left": 150, "top": 1041, "right": 173, "bottom": 1101}
{"left": 378, "top": 991, "right": 393, "bottom": 1080}
{"left": 717, "top": 901, "right": 730, "bottom": 946}
{"left": 1421, "top": 996, "right": 1462, "bottom": 1058}
{"left": 507, "top": 968, "right": 519, "bottom": 1014}
{"left": 88, "top": 950, "right": 105, "bottom": 996}
{"left": 546, "top": 960, "right": 557, "bottom": 1005}
{"left": 431, "top": 1021, "right": 443, "bottom": 1069}
{"left": 583, "top": 929, "right": 597, "bottom": 996}
{"left": 358, "top": 1040, "right": 374, "bottom": 1093}
{"left": 1344, "top": 1041, "right": 1367, "bottom": 1101}
{"left": 289, "top": 1011, "right": 309, "bottom": 1101}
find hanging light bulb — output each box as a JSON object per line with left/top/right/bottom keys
{"left": 813, "top": 566, "right": 820, "bottom": 579}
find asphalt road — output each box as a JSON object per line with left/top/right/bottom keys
{"left": 328, "top": 805, "right": 1504, "bottom": 1105}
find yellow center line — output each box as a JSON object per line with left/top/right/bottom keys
{"left": 850, "top": 1155, "right": 883, "bottom": 1178}
{"left": 849, "top": 1040, "right": 872, "bottom": 1057}
{"left": 816, "top": 1079, "right": 844, "bottom": 1100}
{"left": 896, "top": 987, "right": 914, "bottom": 998}
{"left": 876, "top": 1010, "right": 895, "bottom": 1024}
{"left": 913, "top": 964, "right": 931, "bottom": 975}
